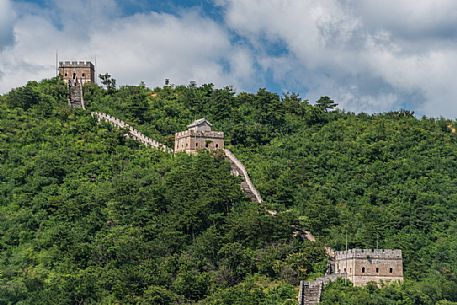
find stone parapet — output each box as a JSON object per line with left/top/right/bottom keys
{"left": 224, "top": 149, "right": 263, "bottom": 203}
{"left": 335, "top": 249, "right": 402, "bottom": 260}
{"left": 59, "top": 61, "right": 94, "bottom": 67}
{"left": 175, "top": 129, "right": 224, "bottom": 139}
{"left": 91, "top": 112, "right": 173, "bottom": 153}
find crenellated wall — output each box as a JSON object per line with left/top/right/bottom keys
{"left": 224, "top": 149, "right": 263, "bottom": 204}
{"left": 91, "top": 112, "right": 173, "bottom": 153}
{"left": 334, "top": 248, "right": 402, "bottom": 260}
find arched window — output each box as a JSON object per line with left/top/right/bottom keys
{"left": 389, "top": 268, "right": 393, "bottom": 273}
{"left": 362, "top": 267, "right": 365, "bottom": 273}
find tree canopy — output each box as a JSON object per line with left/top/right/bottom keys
{"left": 0, "top": 77, "right": 456, "bottom": 304}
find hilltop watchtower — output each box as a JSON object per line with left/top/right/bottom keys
{"left": 334, "top": 248, "right": 404, "bottom": 286}
{"left": 58, "top": 61, "right": 95, "bottom": 85}
{"left": 58, "top": 61, "right": 94, "bottom": 109}
{"left": 174, "top": 118, "right": 224, "bottom": 154}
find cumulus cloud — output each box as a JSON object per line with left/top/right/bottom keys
{"left": 218, "top": 0, "right": 457, "bottom": 117}
{"left": 2, "top": 0, "right": 457, "bottom": 118}
{"left": 0, "top": 0, "right": 16, "bottom": 50}
{"left": 349, "top": 0, "right": 457, "bottom": 40}
{"left": 0, "top": 0, "right": 255, "bottom": 94}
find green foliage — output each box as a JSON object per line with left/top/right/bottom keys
{"left": 98, "top": 73, "right": 117, "bottom": 93}
{"left": 1, "top": 77, "right": 457, "bottom": 303}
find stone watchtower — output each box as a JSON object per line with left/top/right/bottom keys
{"left": 58, "top": 61, "right": 94, "bottom": 109}
{"left": 174, "top": 118, "right": 224, "bottom": 153}
{"left": 58, "top": 61, "right": 95, "bottom": 85}
{"left": 334, "top": 249, "right": 404, "bottom": 286}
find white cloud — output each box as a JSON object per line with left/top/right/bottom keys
{"left": 218, "top": 0, "right": 457, "bottom": 117}
{"left": 0, "top": 0, "right": 255, "bottom": 94}
{"left": 349, "top": 0, "right": 457, "bottom": 40}
{"left": 2, "top": 0, "right": 457, "bottom": 118}
{"left": 0, "top": 0, "right": 15, "bottom": 50}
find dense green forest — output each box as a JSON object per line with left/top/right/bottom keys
{"left": 1, "top": 77, "right": 457, "bottom": 304}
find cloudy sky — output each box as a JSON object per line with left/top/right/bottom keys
{"left": 1, "top": 0, "right": 457, "bottom": 117}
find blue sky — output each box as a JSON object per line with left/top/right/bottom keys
{"left": 1, "top": 0, "right": 457, "bottom": 118}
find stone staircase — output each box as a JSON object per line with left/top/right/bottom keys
{"left": 68, "top": 79, "right": 85, "bottom": 109}
{"left": 298, "top": 272, "right": 346, "bottom": 304}
{"left": 224, "top": 149, "right": 263, "bottom": 203}
{"left": 91, "top": 112, "right": 173, "bottom": 153}
{"left": 298, "top": 281, "right": 322, "bottom": 305}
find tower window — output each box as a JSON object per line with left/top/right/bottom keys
{"left": 196, "top": 143, "right": 198, "bottom": 147}
{"left": 64, "top": 73, "right": 67, "bottom": 76}
{"left": 216, "top": 144, "right": 219, "bottom": 148}
{"left": 82, "top": 73, "right": 85, "bottom": 77}
{"left": 362, "top": 267, "right": 365, "bottom": 273}
{"left": 344, "top": 268, "right": 346, "bottom": 272}
{"left": 389, "top": 268, "right": 393, "bottom": 273}
{"left": 376, "top": 268, "right": 379, "bottom": 273}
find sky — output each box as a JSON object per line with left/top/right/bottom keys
{"left": 1, "top": 0, "right": 457, "bottom": 118}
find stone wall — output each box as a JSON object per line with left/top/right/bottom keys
{"left": 224, "top": 149, "right": 263, "bottom": 203}
{"left": 91, "top": 112, "right": 173, "bottom": 153}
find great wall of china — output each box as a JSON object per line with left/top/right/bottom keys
{"left": 89, "top": 110, "right": 337, "bottom": 305}
{"left": 90, "top": 112, "right": 264, "bottom": 205}
{"left": 91, "top": 112, "right": 173, "bottom": 153}
{"left": 64, "top": 64, "right": 402, "bottom": 303}
{"left": 89, "top": 111, "right": 406, "bottom": 305}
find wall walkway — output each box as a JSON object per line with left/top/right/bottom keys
{"left": 68, "top": 80, "right": 85, "bottom": 109}
{"left": 91, "top": 112, "right": 173, "bottom": 153}
{"left": 224, "top": 149, "right": 263, "bottom": 204}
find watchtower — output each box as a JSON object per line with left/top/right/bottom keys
{"left": 58, "top": 61, "right": 95, "bottom": 85}
{"left": 334, "top": 249, "right": 404, "bottom": 286}
{"left": 174, "top": 118, "right": 224, "bottom": 154}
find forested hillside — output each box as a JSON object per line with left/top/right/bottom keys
{"left": 1, "top": 78, "right": 457, "bottom": 304}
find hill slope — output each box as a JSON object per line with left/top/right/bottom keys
{"left": 1, "top": 78, "right": 456, "bottom": 304}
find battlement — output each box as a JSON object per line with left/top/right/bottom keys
{"left": 335, "top": 248, "right": 402, "bottom": 260}
{"left": 175, "top": 129, "right": 224, "bottom": 139}
{"left": 59, "top": 61, "right": 94, "bottom": 68}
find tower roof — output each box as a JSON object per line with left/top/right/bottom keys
{"left": 187, "top": 118, "right": 212, "bottom": 129}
